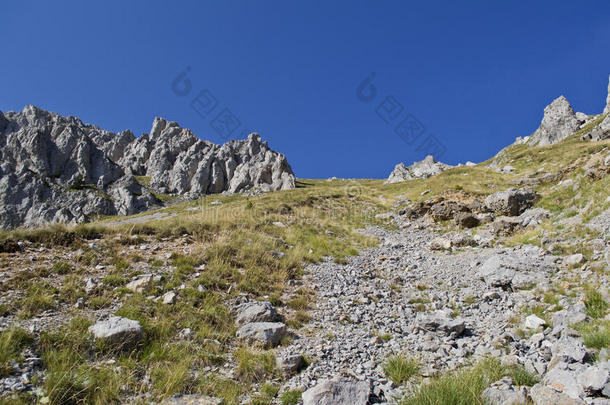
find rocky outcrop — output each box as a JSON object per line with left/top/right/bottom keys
{"left": 386, "top": 155, "right": 452, "bottom": 183}
{"left": 528, "top": 96, "right": 583, "bottom": 146}
{"left": 0, "top": 105, "right": 295, "bottom": 229}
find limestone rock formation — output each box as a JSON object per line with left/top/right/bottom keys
{"left": 0, "top": 105, "right": 295, "bottom": 229}
{"left": 386, "top": 155, "right": 452, "bottom": 183}
{"left": 528, "top": 96, "right": 583, "bottom": 146}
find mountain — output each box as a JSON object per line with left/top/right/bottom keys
{"left": 0, "top": 105, "right": 295, "bottom": 229}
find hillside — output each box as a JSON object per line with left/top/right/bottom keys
{"left": 0, "top": 79, "right": 609, "bottom": 404}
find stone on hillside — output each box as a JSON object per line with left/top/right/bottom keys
{"left": 565, "top": 254, "right": 585, "bottom": 266}
{"left": 485, "top": 188, "right": 539, "bottom": 216}
{"left": 386, "top": 155, "right": 452, "bottom": 183}
{"left": 235, "top": 301, "right": 282, "bottom": 326}
{"left": 577, "top": 363, "right": 610, "bottom": 395}
{"left": 455, "top": 212, "right": 480, "bottom": 228}
{"left": 88, "top": 316, "right": 143, "bottom": 351}
{"left": 478, "top": 246, "right": 556, "bottom": 290}
{"left": 529, "top": 383, "right": 586, "bottom": 405}
{"left": 236, "top": 322, "right": 286, "bottom": 347}
{"left": 429, "top": 201, "right": 468, "bottom": 221}
{"left": 524, "top": 314, "right": 546, "bottom": 330}
{"left": 551, "top": 337, "right": 589, "bottom": 364}
{"left": 528, "top": 96, "right": 582, "bottom": 146}
{"left": 302, "top": 377, "right": 372, "bottom": 405}
{"left": 482, "top": 377, "right": 528, "bottom": 405}
{"left": 277, "top": 353, "right": 307, "bottom": 375}
{"left": 415, "top": 310, "right": 465, "bottom": 338}
{"left": 162, "top": 291, "right": 177, "bottom": 304}
{"left": 429, "top": 237, "right": 452, "bottom": 251}
{"left": 584, "top": 114, "right": 610, "bottom": 142}
{"left": 160, "top": 395, "right": 224, "bottom": 405}
{"left": 126, "top": 274, "right": 155, "bottom": 293}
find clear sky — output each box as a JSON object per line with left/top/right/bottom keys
{"left": 2, "top": 1, "right": 610, "bottom": 178}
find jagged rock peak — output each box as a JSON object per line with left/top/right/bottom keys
{"left": 527, "top": 95, "right": 583, "bottom": 146}
{"left": 386, "top": 155, "right": 452, "bottom": 183}
{"left": 0, "top": 105, "right": 295, "bottom": 229}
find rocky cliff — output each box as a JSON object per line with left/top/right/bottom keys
{"left": 0, "top": 105, "right": 295, "bottom": 229}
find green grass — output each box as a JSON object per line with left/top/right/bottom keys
{"left": 576, "top": 320, "right": 610, "bottom": 350}
{"left": 584, "top": 288, "right": 609, "bottom": 319}
{"left": 280, "top": 389, "right": 302, "bottom": 405}
{"left": 399, "top": 359, "right": 536, "bottom": 405}
{"left": 0, "top": 328, "right": 33, "bottom": 377}
{"left": 383, "top": 354, "right": 420, "bottom": 385}
{"left": 234, "top": 347, "right": 276, "bottom": 384}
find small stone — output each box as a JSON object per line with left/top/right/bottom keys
{"left": 162, "top": 291, "right": 177, "bottom": 304}
{"left": 524, "top": 314, "right": 546, "bottom": 330}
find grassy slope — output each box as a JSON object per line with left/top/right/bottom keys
{"left": 0, "top": 130, "right": 608, "bottom": 404}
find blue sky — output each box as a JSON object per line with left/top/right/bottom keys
{"left": 2, "top": 1, "right": 610, "bottom": 178}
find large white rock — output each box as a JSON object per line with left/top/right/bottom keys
{"left": 235, "top": 301, "right": 282, "bottom": 326}
{"left": 235, "top": 322, "right": 286, "bottom": 347}
{"left": 88, "top": 316, "right": 143, "bottom": 350}
{"left": 302, "top": 377, "right": 371, "bottom": 405}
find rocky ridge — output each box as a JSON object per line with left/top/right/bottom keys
{"left": 386, "top": 155, "right": 452, "bottom": 184}
{"left": 0, "top": 105, "right": 295, "bottom": 229}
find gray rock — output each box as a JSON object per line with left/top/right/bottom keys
{"left": 159, "top": 395, "right": 224, "bottom": 405}
{"left": 524, "top": 314, "right": 546, "bottom": 330}
{"left": 454, "top": 212, "right": 480, "bottom": 228}
{"left": 88, "top": 316, "right": 143, "bottom": 351}
{"left": 235, "top": 301, "right": 282, "bottom": 326}
{"left": 429, "top": 237, "right": 452, "bottom": 251}
{"left": 482, "top": 377, "right": 528, "bottom": 405}
{"left": 0, "top": 106, "right": 295, "bottom": 229}
{"left": 415, "top": 311, "right": 465, "bottom": 338}
{"left": 551, "top": 337, "right": 589, "bottom": 364}
{"left": 386, "top": 155, "right": 452, "bottom": 183}
{"left": 235, "top": 322, "right": 286, "bottom": 347}
{"left": 302, "top": 377, "right": 371, "bottom": 405}
{"left": 528, "top": 96, "right": 582, "bottom": 146}
{"left": 565, "top": 254, "right": 585, "bottom": 266}
{"left": 578, "top": 363, "right": 610, "bottom": 395}
{"left": 277, "top": 353, "right": 307, "bottom": 375}
{"left": 485, "top": 188, "right": 539, "bottom": 216}
{"left": 530, "top": 382, "right": 586, "bottom": 404}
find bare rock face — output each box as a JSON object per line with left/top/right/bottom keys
{"left": 0, "top": 106, "right": 295, "bottom": 229}
{"left": 386, "top": 155, "right": 452, "bottom": 183}
{"left": 528, "top": 96, "right": 583, "bottom": 146}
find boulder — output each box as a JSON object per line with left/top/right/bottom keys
{"left": 235, "top": 301, "right": 282, "bottom": 326}
{"left": 565, "top": 254, "right": 585, "bottom": 266}
{"left": 235, "top": 322, "right": 286, "bottom": 347}
{"left": 429, "top": 237, "right": 452, "bottom": 251}
{"left": 455, "top": 212, "right": 480, "bottom": 228}
{"left": 482, "top": 377, "right": 528, "bottom": 405}
{"left": 88, "top": 316, "right": 143, "bottom": 351}
{"left": 485, "top": 188, "right": 539, "bottom": 216}
{"left": 277, "top": 353, "right": 307, "bottom": 375}
{"left": 302, "top": 377, "right": 372, "bottom": 405}
{"left": 551, "top": 337, "right": 589, "bottom": 364}
{"left": 126, "top": 274, "right": 155, "bottom": 293}
{"left": 414, "top": 310, "right": 465, "bottom": 339}
{"left": 524, "top": 314, "right": 547, "bottom": 330}
{"left": 530, "top": 383, "right": 586, "bottom": 405}
{"left": 478, "top": 246, "right": 556, "bottom": 290}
